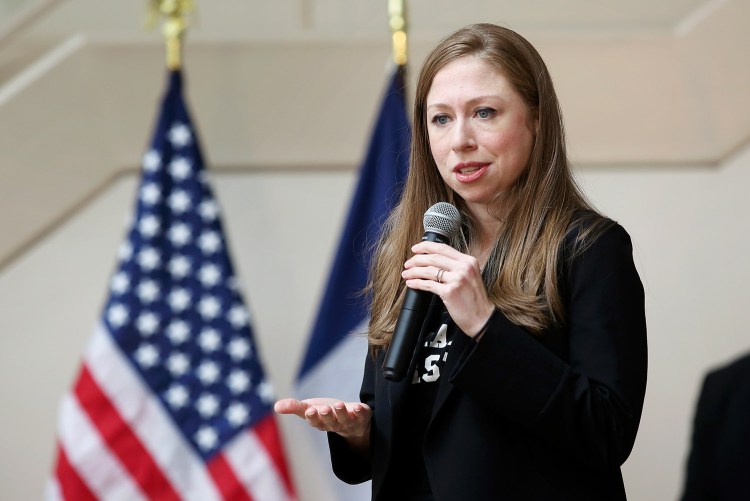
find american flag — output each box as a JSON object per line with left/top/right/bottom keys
{"left": 47, "top": 71, "right": 297, "bottom": 501}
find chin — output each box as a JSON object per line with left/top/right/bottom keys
{"left": 455, "top": 190, "right": 496, "bottom": 205}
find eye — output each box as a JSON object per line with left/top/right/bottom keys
{"left": 431, "top": 114, "right": 450, "bottom": 126}
{"left": 475, "top": 108, "right": 496, "bottom": 119}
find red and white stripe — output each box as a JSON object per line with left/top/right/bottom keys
{"left": 48, "top": 323, "right": 297, "bottom": 501}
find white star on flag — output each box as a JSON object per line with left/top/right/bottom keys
{"left": 169, "top": 157, "right": 192, "bottom": 180}
{"left": 226, "top": 403, "right": 250, "bottom": 426}
{"left": 137, "top": 247, "right": 160, "bottom": 271}
{"left": 137, "top": 280, "right": 160, "bottom": 303}
{"left": 142, "top": 150, "right": 161, "bottom": 172}
{"left": 228, "top": 370, "right": 251, "bottom": 393}
{"left": 199, "top": 200, "right": 220, "bottom": 220}
{"left": 197, "top": 361, "right": 221, "bottom": 385}
{"left": 136, "top": 312, "right": 160, "bottom": 336}
{"left": 138, "top": 215, "right": 160, "bottom": 237}
{"left": 166, "top": 352, "right": 190, "bottom": 376}
{"left": 110, "top": 272, "right": 129, "bottom": 294}
{"left": 167, "top": 320, "right": 190, "bottom": 344}
{"left": 140, "top": 183, "right": 161, "bottom": 205}
{"left": 168, "top": 223, "right": 191, "bottom": 247}
{"left": 168, "top": 255, "right": 191, "bottom": 279}
{"left": 117, "top": 241, "right": 132, "bottom": 262}
{"left": 195, "top": 426, "right": 217, "bottom": 451}
{"left": 228, "top": 304, "right": 250, "bottom": 327}
{"left": 198, "top": 296, "right": 221, "bottom": 319}
{"left": 165, "top": 384, "right": 189, "bottom": 409}
{"left": 168, "top": 190, "right": 191, "bottom": 213}
{"left": 228, "top": 337, "right": 251, "bottom": 360}
{"left": 107, "top": 303, "right": 128, "bottom": 327}
{"left": 199, "top": 264, "right": 221, "bottom": 287}
{"left": 198, "top": 231, "right": 221, "bottom": 254}
{"left": 168, "top": 123, "right": 192, "bottom": 147}
{"left": 196, "top": 393, "right": 220, "bottom": 418}
{"left": 168, "top": 288, "right": 191, "bottom": 311}
{"left": 198, "top": 328, "right": 221, "bottom": 352}
{"left": 256, "top": 380, "right": 274, "bottom": 404}
{"left": 135, "top": 343, "right": 159, "bottom": 368}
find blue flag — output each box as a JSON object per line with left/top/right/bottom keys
{"left": 295, "top": 65, "right": 410, "bottom": 499}
{"left": 298, "top": 65, "right": 410, "bottom": 382}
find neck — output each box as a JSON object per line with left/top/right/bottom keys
{"left": 470, "top": 216, "right": 501, "bottom": 269}
{"left": 467, "top": 199, "right": 500, "bottom": 233}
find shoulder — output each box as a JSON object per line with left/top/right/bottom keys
{"left": 704, "top": 352, "right": 750, "bottom": 389}
{"left": 693, "top": 352, "right": 750, "bottom": 425}
{"left": 562, "top": 211, "right": 633, "bottom": 264}
{"left": 560, "top": 214, "right": 643, "bottom": 303}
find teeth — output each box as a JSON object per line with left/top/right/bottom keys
{"left": 459, "top": 167, "right": 480, "bottom": 174}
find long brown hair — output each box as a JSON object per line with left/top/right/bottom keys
{"left": 367, "top": 23, "right": 610, "bottom": 350}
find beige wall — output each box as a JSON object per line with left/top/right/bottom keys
{"left": 2, "top": 0, "right": 749, "bottom": 271}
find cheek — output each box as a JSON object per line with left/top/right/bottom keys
{"left": 428, "top": 133, "right": 449, "bottom": 164}
{"left": 491, "top": 125, "right": 534, "bottom": 160}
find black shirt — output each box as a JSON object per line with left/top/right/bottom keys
{"left": 391, "top": 308, "right": 454, "bottom": 500}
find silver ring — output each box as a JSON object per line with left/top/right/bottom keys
{"left": 436, "top": 268, "right": 446, "bottom": 283}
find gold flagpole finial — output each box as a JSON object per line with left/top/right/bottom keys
{"left": 388, "top": 0, "right": 408, "bottom": 66}
{"left": 146, "top": 0, "right": 195, "bottom": 70}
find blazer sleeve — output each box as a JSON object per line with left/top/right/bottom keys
{"left": 450, "top": 222, "right": 648, "bottom": 470}
{"left": 326, "top": 349, "right": 376, "bottom": 484}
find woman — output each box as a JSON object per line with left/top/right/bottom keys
{"left": 276, "top": 23, "right": 647, "bottom": 500}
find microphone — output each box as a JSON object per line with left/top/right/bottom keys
{"left": 382, "top": 202, "right": 461, "bottom": 381}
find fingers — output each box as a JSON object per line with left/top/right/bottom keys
{"left": 410, "top": 241, "right": 471, "bottom": 261}
{"left": 405, "top": 243, "right": 478, "bottom": 273}
{"left": 273, "top": 398, "right": 308, "bottom": 418}
{"left": 402, "top": 257, "right": 476, "bottom": 287}
{"left": 401, "top": 241, "right": 494, "bottom": 335}
{"left": 304, "top": 403, "right": 337, "bottom": 431}
{"left": 304, "top": 401, "right": 372, "bottom": 437}
{"left": 275, "top": 398, "right": 372, "bottom": 437}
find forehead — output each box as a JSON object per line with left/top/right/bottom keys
{"left": 426, "top": 55, "right": 514, "bottom": 105}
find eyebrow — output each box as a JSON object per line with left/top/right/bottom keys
{"left": 426, "top": 95, "right": 506, "bottom": 110}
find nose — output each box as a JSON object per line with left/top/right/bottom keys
{"left": 451, "top": 119, "right": 477, "bottom": 152}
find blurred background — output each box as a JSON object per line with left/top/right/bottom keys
{"left": 0, "top": 1, "right": 748, "bottom": 500}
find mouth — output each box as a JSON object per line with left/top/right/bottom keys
{"left": 453, "top": 162, "right": 489, "bottom": 182}
{"left": 454, "top": 162, "right": 488, "bottom": 173}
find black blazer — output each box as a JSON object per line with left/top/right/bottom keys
{"left": 681, "top": 352, "right": 750, "bottom": 500}
{"left": 329, "top": 222, "right": 648, "bottom": 501}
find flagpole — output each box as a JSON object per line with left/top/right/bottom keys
{"left": 388, "top": 0, "right": 408, "bottom": 67}
{"left": 146, "top": 0, "right": 195, "bottom": 70}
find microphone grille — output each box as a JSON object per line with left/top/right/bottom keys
{"left": 423, "top": 202, "right": 461, "bottom": 238}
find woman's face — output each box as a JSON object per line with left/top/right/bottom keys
{"left": 425, "top": 55, "right": 537, "bottom": 215}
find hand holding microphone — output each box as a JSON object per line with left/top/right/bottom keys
{"left": 382, "top": 202, "right": 461, "bottom": 381}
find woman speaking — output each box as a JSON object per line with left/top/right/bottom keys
{"left": 276, "top": 23, "right": 647, "bottom": 501}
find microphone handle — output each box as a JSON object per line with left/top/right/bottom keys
{"left": 382, "top": 231, "right": 450, "bottom": 381}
